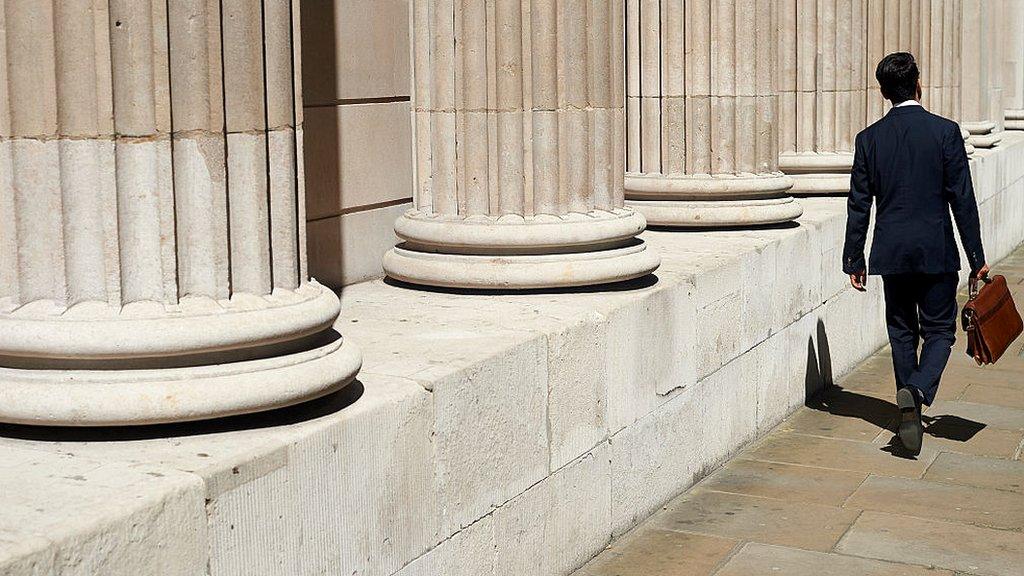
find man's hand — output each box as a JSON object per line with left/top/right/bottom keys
{"left": 969, "top": 263, "right": 990, "bottom": 295}
{"left": 850, "top": 271, "right": 867, "bottom": 292}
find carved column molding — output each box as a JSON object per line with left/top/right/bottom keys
{"left": 623, "top": 0, "right": 801, "bottom": 228}
{"left": 0, "top": 0, "right": 361, "bottom": 425}
{"left": 778, "top": 0, "right": 868, "bottom": 195}
{"left": 382, "top": 0, "right": 659, "bottom": 290}
{"left": 961, "top": 0, "right": 1004, "bottom": 147}
{"left": 1004, "top": 0, "right": 1024, "bottom": 129}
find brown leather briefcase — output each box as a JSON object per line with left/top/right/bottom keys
{"left": 961, "top": 274, "right": 1023, "bottom": 365}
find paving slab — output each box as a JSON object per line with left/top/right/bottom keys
{"left": 698, "top": 458, "right": 869, "bottom": 507}
{"left": 926, "top": 401, "right": 1024, "bottom": 432}
{"left": 844, "top": 475, "right": 1024, "bottom": 530}
{"left": 789, "top": 389, "right": 897, "bottom": 439}
{"left": 648, "top": 490, "right": 861, "bottom": 552}
{"left": 714, "top": 543, "right": 954, "bottom": 576}
{"left": 836, "top": 511, "right": 1024, "bottom": 576}
{"left": 937, "top": 363, "right": 1024, "bottom": 390}
{"left": 960, "top": 383, "right": 1024, "bottom": 410}
{"left": 871, "top": 425, "right": 1024, "bottom": 460}
{"left": 923, "top": 452, "right": 1024, "bottom": 494}
{"left": 576, "top": 529, "right": 738, "bottom": 576}
{"left": 744, "top": 431, "right": 938, "bottom": 478}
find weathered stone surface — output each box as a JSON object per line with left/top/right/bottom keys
{"left": 699, "top": 458, "right": 869, "bottom": 507}
{"left": 0, "top": 447, "right": 207, "bottom": 576}
{"left": 837, "top": 511, "right": 1024, "bottom": 576}
{"left": 430, "top": 337, "right": 550, "bottom": 537}
{"left": 744, "top": 431, "right": 939, "bottom": 478}
{"left": 926, "top": 401, "right": 1024, "bottom": 431}
{"left": 960, "top": 383, "right": 1024, "bottom": 409}
{"left": 649, "top": 490, "right": 860, "bottom": 552}
{"left": 579, "top": 529, "right": 737, "bottom": 576}
{"left": 924, "top": 452, "right": 1024, "bottom": 493}
{"left": 716, "top": 543, "right": 954, "bottom": 576}
{"left": 845, "top": 475, "right": 1024, "bottom": 530}
{"left": 872, "top": 425, "right": 1024, "bottom": 460}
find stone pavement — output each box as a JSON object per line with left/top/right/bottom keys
{"left": 574, "top": 248, "right": 1024, "bottom": 576}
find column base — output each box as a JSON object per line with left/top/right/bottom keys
{"left": 0, "top": 282, "right": 362, "bottom": 426}
{"left": 964, "top": 121, "right": 1002, "bottom": 148}
{"left": 961, "top": 127, "right": 976, "bottom": 157}
{"left": 0, "top": 336, "right": 361, "bottom": 427}
{"left": 624, "top": 172, "right": 801, "bottom": 227}
{"left": 1005, "top": 109, "right": 1024, "bottom": 130}
{"left": 383, "top": 209, "right": 659, "bottom": 290}
{"left": 383, "top": 241, "right": 660, "bottom": 290}
{"left": 779, "top": 152, "right": 853, "bottom": 196}
{"left": 626, "top": 197, "right": 804, "bottom": 228}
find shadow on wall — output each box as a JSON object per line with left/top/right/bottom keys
{"left": 804, "top": 318, "right": 835, "bottom": 401}
{"left": 300, "top": 0, "right": 344, "bottom": 288}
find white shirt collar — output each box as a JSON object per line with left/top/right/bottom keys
{"left": 895, "top": 100, "right": 922, "bottom": 108}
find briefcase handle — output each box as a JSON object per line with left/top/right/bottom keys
{"left": 968, "top": 272, "right": 993, "bottom": 301}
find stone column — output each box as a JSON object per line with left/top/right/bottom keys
{"left": 778, "top": 0, "right": 868, "bottom": 195}
{"left": 961, "top": 0, "right": 1004, "bottom": 147}
{"left": 1004, "top": 0, "right": 1024, "bottom": 129}
{"left": 917, "top": 0, "right": 963, "bottom": 122}
{"left": 865, "top": 1, "right": 972, "bottom": 153}
{"left": 865, "top": 0, "right": 916, "bottom": 124}
{"left": 0, "top": 0, "right": 360, "bottom": 426}
{"left": 623, "top": 0, "right": 801, "bottom": 227}
{"left": 382, "top": 0, "right": 659, "bottom": 289}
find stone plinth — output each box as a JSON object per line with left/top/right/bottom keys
{"left": 0, "top": 0, "right": 360, "bottom": 425}
{"left": 623, "top": 0, "right": 801, "bottom": 227}
{"left": 778, "top": 0, "right": 868, "bottom": 195}
{"left": 381, "top": 0, "right": 659, "bottom": 290}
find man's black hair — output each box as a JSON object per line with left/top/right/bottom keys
{"left": 875, "top": 52, "right": 920, "bottom": 104}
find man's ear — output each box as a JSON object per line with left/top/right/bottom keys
{"left": 916, "top": 79, "right": 922, "bottom": 101}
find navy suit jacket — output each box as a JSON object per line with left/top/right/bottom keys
{"left": 842, "top": 105, "right": 985, "bottom": 276}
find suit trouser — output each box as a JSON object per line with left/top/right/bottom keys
{"left": 881, "top": 272, "right": 959, "bottom": 406}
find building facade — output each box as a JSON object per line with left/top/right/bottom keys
{"left": 3, "top": 2, "right": 1024, "bottom": 575}
{"left": 0, "top": 0, "right": 1022, "bottom": 425}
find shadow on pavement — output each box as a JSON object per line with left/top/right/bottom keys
{"left": 806, "top": 318, "right": 987, "bottom": 459}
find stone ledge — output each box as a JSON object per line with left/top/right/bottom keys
{"left": 2, "top": 132, "right": 1024, "bottom": 575}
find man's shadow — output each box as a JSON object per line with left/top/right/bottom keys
{"left": 804, "top": 319, "right": 987, "bottom": 459}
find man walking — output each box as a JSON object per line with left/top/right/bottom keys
{"left": 843, "top": 52, "right": 989, "bottom": 455}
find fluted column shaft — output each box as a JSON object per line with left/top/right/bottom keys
{"left": 1004, "top": 0, "right": 1024, "bottom": 129}
{"left": 961, "top": 0, "right": 1004, "bottom": 147}
{"left": 0, "top": 0, "right": 360, "bottom": 426}
{"left": 863, "top": 1, "right": 972, "bottom": 153}
{"left": 916, "top": 0, "right": 963, "bottom": 122}
{"left": 623, "top": 0, "right": 802, "bottom": 228}
{"left": 382, "top": 0, "right": 659, "bottom": 289}
{"left": 778, "top": 0, "right": 868, "bottom": 195}
{"left": 865, "top": 0, "right": 918, "bottom": 123}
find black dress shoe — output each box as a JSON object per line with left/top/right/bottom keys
{"left": 896, "top": 387, "right": 923, "bottom": 455}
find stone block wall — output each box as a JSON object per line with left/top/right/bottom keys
{"left": 301, "top": 0, "right": 413, "bottom": 287}
{"left": 6, "top": 135, "right": 1021, "bottom": 576}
